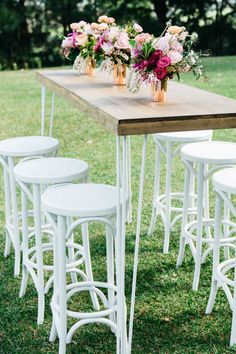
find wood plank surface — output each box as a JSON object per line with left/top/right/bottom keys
{"left": 36, "top": 69, "right": 236, "bottom": 136}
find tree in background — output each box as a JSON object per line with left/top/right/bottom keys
{"left": 0, "top": 0, "right": 235, "bottom": 69}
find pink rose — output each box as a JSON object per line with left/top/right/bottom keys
{"left": 97, "top": 23, "right": 109, "bottom": 31}
{"left": 76, "top": 33, "right": 88, "bottom": 46}
{"left": 101, "top": 42, "right": 114, "bottom": 55}
{"left": 155, "top": 33, "right": 172, "bottom": 54}
{"left": 108, "top": 17, "right": 116, "bottom": 24}
{"left": 98, "top": 15, "right": 109, "bottom": 23}
{"left": 114, "top": 31, "right": 130, "bottom": 49}
{"left": 169, "top": 50, "right": 183, "bottom": 64}
{"left": 154, "top": 67, "right": 167, "bottom": 80}
{"left": 134, "top": 23, "right": 143, "bottom": 33}
{"left": 135, "top": 33, "right": 152, "bottom": 45}
{"left": 157, "top": 56, "right": 171, "bottom": 68}
{"left": 170, "top": 40, "right": 183, "bottom": 53}
{"left": 70, "top": 23, "right": 80, "bottom": 32}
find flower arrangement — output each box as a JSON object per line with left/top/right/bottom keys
{"left": 127, "top": 22, "right": 205, "bottom": 100}
{"left": 61, "top": 21, "right": 99, "bottom": 74}
{"left": 94, "top": 21, "right": 143, "bottom": 84}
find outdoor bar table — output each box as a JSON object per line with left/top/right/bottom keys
{"left": 36, "top": 69, "right": 236, "bottom": 353}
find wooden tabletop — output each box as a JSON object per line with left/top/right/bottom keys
{"left": 36, "top": 69, "right": 236, "bottom": 136}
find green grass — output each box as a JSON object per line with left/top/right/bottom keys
{"left": 0, "top": 56, "right": 236, "bottom": 353}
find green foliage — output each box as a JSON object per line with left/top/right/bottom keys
{"left": 0, "top": 56, "right": 236, "bottom": 352}
{"left": 0, "top": 1, "right": 236, "bottom": 69}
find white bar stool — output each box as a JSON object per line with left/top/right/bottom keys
{"left": 42, "top": 183, "right": 123, "bottom": 354}
{"left": 148, "top": 130, "right": 212, "bottom": 253}
{"left": 14, "top": 157, "right": 94, "bottom": 325}
{"left": 0, "top": 136, "right": 59, "bottom": 276}
{"left": 177, "top": 141, "right": 236, "bottom": 291}
{"left": 205, "top": 167, "right": 236, "bottom": 346}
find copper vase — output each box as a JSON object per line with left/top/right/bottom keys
{"left": 85, "top": 58, "right": 96, "bottom": 75}
{"left": 151, "top": 79, "right": 168, "bottom": 102}
{"left": 113, "top": 64, "right": 126, "bottom": 86}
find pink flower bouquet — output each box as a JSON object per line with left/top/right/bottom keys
{"left": 127, "top": 22, "right": 205, "bottom": 98}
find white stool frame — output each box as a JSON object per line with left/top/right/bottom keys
{"left": 205, "top": 188, "right": 236, "bottom": 346}
{"left": 148, "top": 138, "right": 196, "bottom": 253}
{"left": 177, "top": 159, "right": 233, "bottom": 291}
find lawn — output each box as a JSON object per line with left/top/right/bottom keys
{"left": 0, "top": 56, "right": 236, "bottom": 354}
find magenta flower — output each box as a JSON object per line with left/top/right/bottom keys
{"left": 149, "top": 50, "right": 163, "bottom": 66}
{"left": 154, "top": 67, "right": 168, "bottom": 80}
{"left": 157, "top": 56, "right": 171, "bottom": 68}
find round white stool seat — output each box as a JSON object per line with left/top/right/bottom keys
{"left": 153, "top": 130, "right": 212, "bottom": 143}
{"left": 181, "top": 141, "right": 236, "bottom": 164}
{"left": 0, "top": 136, "right": 59, "bottom": 157}
{"left": 42, "top": 183, "right": 121, "bottom": 217}
{"left": 213, "top": 167, "right": 236, "bottom": 194}
{"left": 14, "top": 157, "right": 88, "bottom": 184}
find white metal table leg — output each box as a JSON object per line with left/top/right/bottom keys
{"left": 115, "top": 135, "right": 128, "bottom": 353}
{"left": 126, "top": 136, "right": 132, "bottom": 224}
{"left": 41, "top": 85, "right": 46, "bottom": 136}
{"left": 8, "top": 156, "right": 20, "bottom": 276}
{"left": 49, "top": 92, "right": 55, "bottom": 137}
{"left": 148, "top": 144, "right": 161, "bottom": 236}
{"left": 128, "top": 134, "right": 148, "bottom": 354}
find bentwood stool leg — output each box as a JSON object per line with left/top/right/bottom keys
{"left": 82, "top": 223, "right": 100, "bottom": 311}
{"left": 33, "top": 184, "right": 45, "bottom": 324}
{"left": 3, "top": 163, "right": 11, "bottom": 257}
{"left": 19, "top": 189, "right": 29, "bottom": 297}
{"left": 8, "top": 156, "right": 21, "bottom": 276}
{"left": 106, "top": 222, "right": 115, "bottom": 324}
{"left": 177, "top": 165, "right": 191, "bottom": 267}
{"left": 193, "top": 163, "right": 205, "bottom": 291}
{"left": 57, "top": 215, "right": 67, "bottom": 354}
{"left": 148, "top": 144, "right": 161, "bottom": 236}
{"left": 163, "top": 141, "right": 172, "bottom": 253}
{"left": 66, "top": 216, "right": 77, "bottom": 284}
{"left": 230, "top": 247, "right": 236, "bottom": 345}
{"left": 205, "top": 192, "right": 222, "bottom": 314}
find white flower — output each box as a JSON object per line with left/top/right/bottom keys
{"left": 101, "top": 42, "right": 114, "bottom": 55}
{"left": 155, "top": 33, "right": 171, "bottom": 54}
{"left": 61, "top": 37, "right": 74, "bottom": 48}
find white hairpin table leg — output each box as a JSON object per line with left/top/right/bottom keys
{"left": 41, "top": 85, "right": 46, "bottom": 136}
{"left": 128, "top": 134, "right": 148, "bottom": 354}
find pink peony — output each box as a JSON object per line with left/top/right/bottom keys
{"left": 134, "top": 23, "right": 143, "bottom": 33}
{"left": 61, "top": 37, "right": 74, "bottom": 48}
{"left": 157, "top": 56, "right": 171, "bottom": 68}
{"left": 97, "top": 23, "right": 109, "bottom": 31}
{"left": 155, "top": 33, "right": 171, "bottom": 54}
{"left": 98, "top": 15, "right": 109, "bottom": 23}
{"left": 149, "top": 50, "right": 163, "bottom": 65}
{"left": 154, "top": 67, "right": 168, "bottom": 80}
{"left": 76, "top": 33, "right": 88, "bottom": 46}
{"left": 114, "top": 31, "right": 130, "bottom": 49}
{"left": 135, "top": 33, "right": 152, "bottom": 45}
{"left": 70, "top": 23, "right": 80, "bottom": 32}
{"left": 169, "top": 50, "right": 183, "bottom": 64}
{"left": 101, "top": 42, "right": 114, "bottom": 55}
{"left": 170, "top": 40, "right": 183, "bottom": 53}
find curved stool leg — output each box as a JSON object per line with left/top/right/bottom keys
{"left": 3, "top": 166, "right": 11, "bottom": 257}
{"left": 33, "top": 184, "right": 45, "bottom": 324}
{"left": 19, "top": 189, "right": 29, "bottom": 297}
{"left": 230, "top": 249, "right": 236, "bottom": 345}
{"left": 106, "top": 223, "right": 115, "bottom": 326}
{"left": 193, "top": 163, "right": 204, "bottom": 291}
{"left": 177, "top": 165, "right": 191, "bottom": 267}
{"left": 82, "top": 223, "right": 100, "bottom": 311}
{"left": 66, "top": 216, "right": 78, "bottom": 284}
{"left": 206, "top": 192, "right": 222, "bottom": 314}
{"left": 223, "top": 193, "right": 230, "bottom": 259}
{"left": 57, "top": 215, "right": 67, "bottom": 354}
{"left": 148, "top": 145, "right": 161, "bottom": 236}
{"left": 163, "top": 141, "right": 172, "bottom": 253}
{"left": 50, "top": 224, "right": 59, "bottom": 343}
{"left": 8, "top": 157, "right": 21, "bottom": 277}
